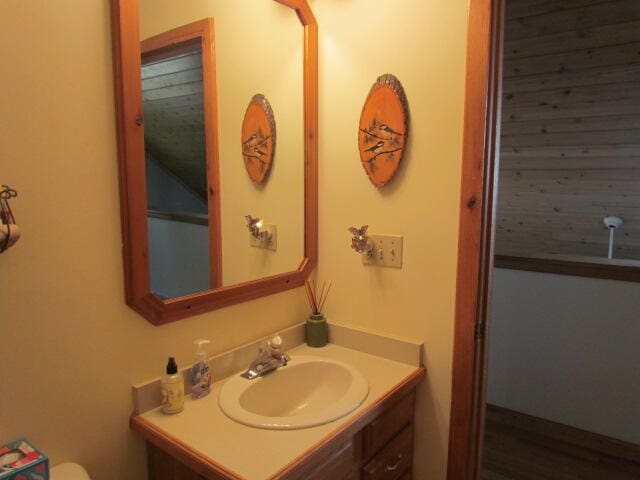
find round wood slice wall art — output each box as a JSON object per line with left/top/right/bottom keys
{"left": 241, "top": 94, "right": 276, "bottom": 184}
{"left": 358, "top": 74, "right": 409, "bottom": 187}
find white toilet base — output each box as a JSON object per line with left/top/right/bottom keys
{"left": 50, "top": 463, "right": 91, "bottom": 480}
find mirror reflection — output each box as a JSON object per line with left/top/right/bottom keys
{"left": 143, "top": 34, "right": 214, "bottom": 299}
{"left": 139, "top": 1, "right": 304, "bottom": 300}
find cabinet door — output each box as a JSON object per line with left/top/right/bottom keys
{"left": 363, "top": 393, "right": 415, "bottom": 459}
{"left": 304, "top": 440, "right": 357, "bottom": 480}
{"left": 362, "top": 425, "right": 413, "bottom": 480}
{"left": 148, "top": 442, "right": 175, "bottom": 480}
{"left": 147, "top": 443, "right": 206, "bottom": 480}
{"left": 175, "top": 461, "right": 206, "bottom": 480}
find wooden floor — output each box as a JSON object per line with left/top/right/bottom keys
{"left": 481, "top": 405, "right": 640, "bottom": 480}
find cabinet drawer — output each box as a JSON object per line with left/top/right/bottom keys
{"left": 362, "top": 425, "right": 413, "bottom": 480}
{"left": 363, "top": 392, "right": 415, "bottom": 458}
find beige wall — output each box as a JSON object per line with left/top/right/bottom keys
{"left": 489, "top": 268, "right": 640, "bottom": 445}
{"left": 0, "top": 1, "right": 468, "bottom": 480}
{"left": 312, "top": 1, "right": 467, "bottom": 477}
{"left": 0, "top": 2, "right": 307, "bottom": 478}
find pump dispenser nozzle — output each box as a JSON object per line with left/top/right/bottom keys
{"left": 194, "top": 339, "right": 211, "bottom": 360}
{"left": 166, "top": 357, "right": 178, "bottom": 375}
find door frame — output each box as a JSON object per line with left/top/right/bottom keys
{"left": 447, "top": 0, "right": 504, "bottom": 479}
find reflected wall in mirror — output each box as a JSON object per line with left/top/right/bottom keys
{"left": 110, "top": 0, "right": 317, "bottom": 324}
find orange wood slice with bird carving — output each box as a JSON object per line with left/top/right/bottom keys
{"left": 241, "top": 94, "right": 276, "bottom": 184}
{"left": 358, "top": 74, "right": 409, "bottom": 187}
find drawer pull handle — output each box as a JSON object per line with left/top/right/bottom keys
{"left": 385, "top": 454, "right": 403, "bottom": 472}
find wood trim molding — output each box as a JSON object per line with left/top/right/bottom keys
{"left": 447, "top": 0, "right": 504, "bottom": 479}
{"left": 109, "top": 0, "right": 318, "bottom": 325}
{"left": 486, "top": 404, "right": 640, "bottom": 466}
{"left": 300, "top": 1, "right": 318, "bottom": 279}
{"left": 274, "top": 0, "right": 316, "bottom": 26}
{"left": 110, "top": 0, "right": 141, "bottom": 310}
{"left": 495, "top": 255, "right": 640, "bottom": 283}
{"left": 202, "top": 19, "right": 223, "bottom": 292}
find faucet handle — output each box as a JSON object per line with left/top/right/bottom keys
{"left": 267, "top": 335, "right": 283, "bottom": 351}
{"left": 268, "top": 335, "right": 290, "bottom": 365}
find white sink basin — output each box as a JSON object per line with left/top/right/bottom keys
{"left": 219, "top": 355, "right": 369, "bottom": 430}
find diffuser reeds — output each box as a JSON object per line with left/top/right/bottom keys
{"left": 304, "top": 280, "right": 332, "bottom": 315}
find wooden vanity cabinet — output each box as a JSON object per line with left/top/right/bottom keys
{"left": 148, "top": 444, "right": 208, "bottom": 480}
{"left": 145, "top": 389, "right": 418, "bottom": 480}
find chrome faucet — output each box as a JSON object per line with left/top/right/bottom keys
{"left": 241, "top": 335, "right": 290, "bottom": 380}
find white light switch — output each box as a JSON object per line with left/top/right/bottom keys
{"left": 362, "top": 234, "right": 403, "bottom": 268}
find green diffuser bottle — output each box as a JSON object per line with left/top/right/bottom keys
{"left": 304, "top": 280, "right": 332, "bottom": 348}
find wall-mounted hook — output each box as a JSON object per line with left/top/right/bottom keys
{"left": 349, "top": 226, "right": 404, "bottom": 268}
{"left": 246, "top": 214, "right": 264, "bottom": 239}
{"left": 245, "top": 214, "right": 272, "bottom": 242}
{"left": 0, "top": 185, "right": 20, "bottom": 253}
{"left": 348, "top": 225, "right": 372, "bottom": 256}
{"left": 246, "top": 214, "right": 277, "bottom": 251}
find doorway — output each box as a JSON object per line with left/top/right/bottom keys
{"left": 448, "top": 0, "right": 640, "bottom": 478}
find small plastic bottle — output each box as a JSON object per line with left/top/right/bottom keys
{"left": 161, "top": 357, "right": 184, "bottom": 414}
{"left": 190, "top": 339, "right": 212, "bottom": 399}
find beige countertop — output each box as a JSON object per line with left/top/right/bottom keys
{"left": 133, "top": 343, "right": 424, "bottom": 479}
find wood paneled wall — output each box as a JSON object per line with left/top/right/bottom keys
{"left": 496, "top": 0, "right": 640, "bottom": 260}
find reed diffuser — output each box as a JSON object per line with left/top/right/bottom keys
{"left": 304, "top": 280, "right": 332, "bottom": 347}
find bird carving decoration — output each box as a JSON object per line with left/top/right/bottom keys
{"left": 358, "top": 74, "right": 409, "bottom": 187}
{"left": 241, "top": 94, "right": 276, "bottom": 184}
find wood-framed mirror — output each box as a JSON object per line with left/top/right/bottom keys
{"left": 110, "top": 0, "right": 317, "bottom": 325}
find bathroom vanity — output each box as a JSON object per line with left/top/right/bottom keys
{"left": 130, "top": 343, "right": 425, "bottom": 480}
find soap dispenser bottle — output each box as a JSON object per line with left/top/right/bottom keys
{"left": 161, "top": 357, "right": 184, "bottom": 414}
{"left": 190, "top": 339, "right": 212, "bottom": 399}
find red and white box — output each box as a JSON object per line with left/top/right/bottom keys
{"left": 0, "top": 440, "right": 49, "bottom": 480}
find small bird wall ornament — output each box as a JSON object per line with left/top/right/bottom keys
{"left": 241, "top": 94, "right": 276, "bottom": 184}
{"left": 363, "top": 141, "right": 385, "bottom": 153}
{"left": 358, "top": 74, "right": 409, "bottom": 187}
{"left": 378, "top": 123, "right": 403, "bottom": 136}
{"left": 0, "top": 185, "right": 20, "bottom": 253}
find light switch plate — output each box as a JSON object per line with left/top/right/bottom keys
{"left": 362, "top": 234, "right": 403, "bottom": 268}
{"left": 250, "top": 224, "right": 277, "bottom": 251}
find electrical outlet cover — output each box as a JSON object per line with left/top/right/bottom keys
{"left": 362, "top": 234, "right": 403, "bottom": 268}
